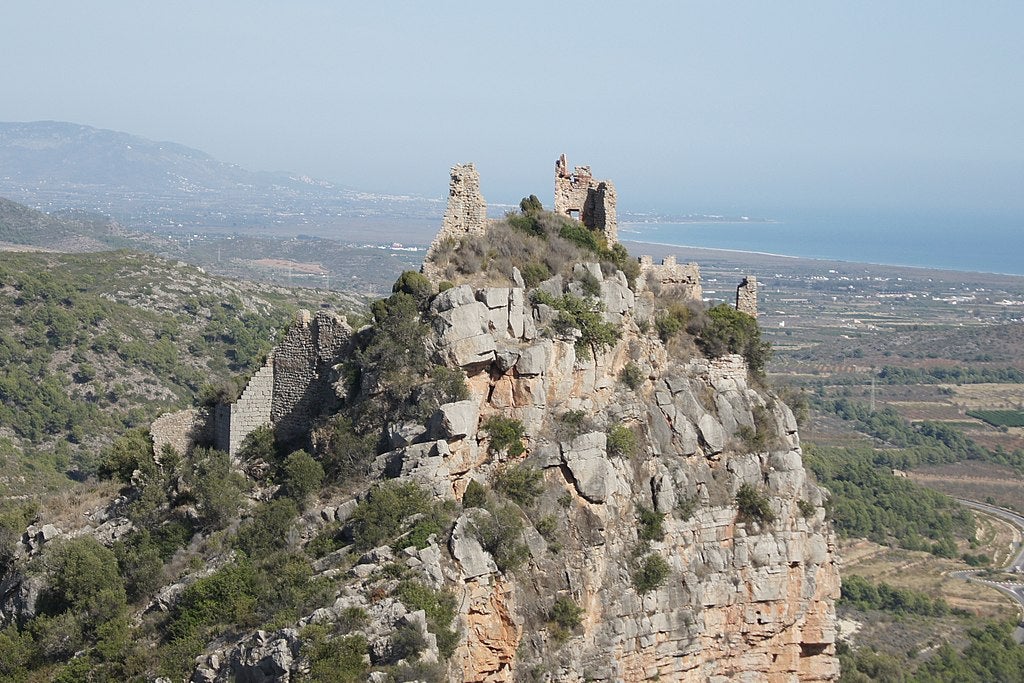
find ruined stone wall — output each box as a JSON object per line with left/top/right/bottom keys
{"left": 423, "top": 163, "right": 488, "bottom": 281}
{"left": 272, "top": 309, "right": 352, "bottom": 445}
{"left": 151, "top": 408, "right": 214, "bottom": 457}
{"left": 216, "top": 358, "right": 274, "bottom": 457}
{"left": 554, "top": 154, "right": 618, "bottom": 245}
{"left": 737, "top": 275, "right": 758, "bottom": 317}
{"left": 637, "top": 254, "right": 703, "bottom": 301}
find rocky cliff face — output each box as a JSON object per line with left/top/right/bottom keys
{"left": 372, "top": 266, "right": 840, "bottom": 682}
{"left": 2, "top": 253, "right": 838, "bottom": 681}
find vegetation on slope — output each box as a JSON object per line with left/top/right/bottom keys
{"left": 0, "top": 250, "right": 361, "bottom": 493}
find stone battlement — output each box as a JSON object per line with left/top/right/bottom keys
{"left": 637, "top": 254, "right": 704, "bottom": 302}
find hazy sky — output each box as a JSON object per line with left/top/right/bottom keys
{"left": 3, "top": 2, "right": 1022, "bottom": 216}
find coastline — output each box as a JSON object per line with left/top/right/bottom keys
{"left": 621, "top": 239, "right": 1024, "bottom": 282}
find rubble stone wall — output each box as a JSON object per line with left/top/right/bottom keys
{"left": 637, "top": 254, "right": 704, "bottom": 301}
{"left": 554, "top": 154, "right": 618, "bottom": 245}
{"left": 272, "top": 310, "right": 352, "bottom": 445}
{"left": 737, "top": 275, "right": 758, "bottom": 317}
{"left": 150, "top": 408, "right": 214, "bottom": 457}
{"left": 423, "top": 163, "right": 488, "bottom": 280}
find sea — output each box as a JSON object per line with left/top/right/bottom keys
{"left": 621, "top": 209, "right": 1024, "bottom": 277}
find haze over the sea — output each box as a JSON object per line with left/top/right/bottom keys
{"left": 1, "top": 3, "right": 1021, "bottom": 274}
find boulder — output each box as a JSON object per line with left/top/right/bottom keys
{"left": 697, "top": 414, "right": 725, "bottom": 454}
{"left": 515, "top": 342, "right": 551, "bottom": 376}
{"left": 431, "top": 400, "right": 479, "bottom": 440}
{"left": 450, "top": 513, "right": 497, "bottom": 579}
{"left": 561, "top": 432, "right": 624, "bottom": 503}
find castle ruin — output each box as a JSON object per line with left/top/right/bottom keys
{"left": 153, "top": 309, "right": 352, "bottom": 458}
{"left": 736, "top": 276, "right": 758, "bottom": 317}
{"left": 423, "top": 163, "right": 488, "bottom": 281}
{"left": 554, "top": 154, "right": 618, "bottom": 246}
{"left": 637, "top": 254, "right": 704, "bottom": 301}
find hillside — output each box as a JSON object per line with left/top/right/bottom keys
{"left": 0, "top": 250, "right": 364, "bottom": 495}
{"left": 0, "top": 197, "right": 127, "bottom": 252}
{"left": 0, "top": 165, "right": 841, "bottom": 682}
{"left": 0, "top": 121, "right": 442, "bottom": 229}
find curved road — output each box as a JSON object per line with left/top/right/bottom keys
{"left": 952, "top": 499, "right": 1024, "bottom": 643}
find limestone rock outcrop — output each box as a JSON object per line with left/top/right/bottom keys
{"left": 360, "top": 261, "right": 839, "bottom": 681}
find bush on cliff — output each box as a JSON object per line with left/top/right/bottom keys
{"left": 532, "top": 291, "right": 620, "bottom": 358}
{"left": 694, "top": 304, "right": 771, "bottom": 377}
{"left": 632, "top": 553, "right": 670, "bottom": 594}
{"left": 735, "top": 483, "right": 775, "bottom": 524}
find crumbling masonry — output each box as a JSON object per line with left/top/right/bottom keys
{"left": 423, "top": 163, "right": 488, "bottom": 281}
{"left": 154, "top": 310, "right": 352, "bottom": 458}
{"left": 736, "top": 276, "right": 758, "bottom": 317}
{"left": 554, "top": 154, "right": 618, "bottom": 246}
{"left": 637, "top": 254, "right": 704, "bottom": 302}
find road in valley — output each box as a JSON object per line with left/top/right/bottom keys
{"left": 952, "top": 499, "right": 1024, "bottom": 643}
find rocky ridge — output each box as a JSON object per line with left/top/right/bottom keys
{"left": 0, "top": 165, "right": 839, "bottom": 682}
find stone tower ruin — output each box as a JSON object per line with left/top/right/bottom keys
{"left": 423, "top": 163, "right": 488, "bottom": 281}
{"left": 736, "top": 276, "right": 758, "bottom": 317}
{"left": 554, "top": 153, "right": 618, "bottom": 246}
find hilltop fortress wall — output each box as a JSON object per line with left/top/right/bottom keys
{"left": 154, "top": 310, "right": 351, "bottom": 458}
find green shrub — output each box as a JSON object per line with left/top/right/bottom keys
{"left": 548, "top": 596, "right": 584, "bottom": 642}
{"left": 0, "top": 624, "right": 34, "bottom": 678}
{"left": 481, "top": 416, "right": 525, "bottom": 457}
{"left": 396, "top": 580, "right": 458, "bottom": 659}
{"left": 321, "top": 415, "right": 377, "bottom": 480}
{"left": 632, "top": 553, "right": 670, "bottom": 594}
{"left": 519, "top": 195, "right": 544, "bottom": 214}
{"left": 637, "top": 504, "right": 665, "bottom": 542}
{"left": 471, "top": 503, "right": 528, "bottom": 573}
{"left": 279, "top": 449, "right": 324, "bottom": 505}
{"left": 388, "top": 622, "right": 426, "bottom": 663}
{"left": 392, "top": 270, "right": 434, "bottom": 305}
{"left": 607, "top": 425, "right": 637, "bottom": 458}
{"left": 796, "top": 499, "right": 816, "bottom": 518}
{"left": 508, "top": 213, "right": 545, "bottom": 238}
{"left": 696, "top": 304, "right": 771, "bottom": 377}
{"left": 36, "top": 536, "right": 127, "bottom": 618}
{"left": 188, "top": 447, "right": 245, "bottom": 531}
{"left": 236, "top": 498, "right": 299, "bottom": 556}
{"left": 558, "top": 409, "right": 590, "bottom": 439}
{"left": 619, "top": 362, "right": 644, "bottom": 390}
{"left": 558, "top": 222, "right": 603, "bottom": 253}
{"left": 520, "top": 262, "right": 551, "bottom": 288}
{"left": 735, "top": 483, "right": 775, "bottom": 524}
{"left": 654, "top": 302, "right": 694, "bottom": 343}
{"left": 462, "top": 479, "right": 488, "bottom": 509}
{"left": 492, "top": 464, "right": 544, "bottom": 507}
{"left": 348, "top": 481, "right": 448, "bottom": 551}
{"left": 305, "top": 523, "right": 345, "bottom": 559}
{"left": 304, "top": 630, "right": 368, "bottom": 683}
{"left": 532, "top": 291, "right": 620, "bottom": 358}
{"left": 576, "top": 270, "right": 602, "bottom": 298}
{"left": 676, "top": 496, "right": 697, "bottom": 520}
{"left": 607, "top": 243, "right": 641, "bottom": 289}
{"left": 237, "top": 424, "right": 279, "bottom": 465}
{"left": 98, "top": 428, "right": 156, "bottom": 485}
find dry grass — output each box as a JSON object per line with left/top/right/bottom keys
{"left": 38, "top": 479, "right": 122, "bottom": 531}
{"left": 908, "top": 461, "right": 1024, "bottom": 514}
{"left": 841, "top": 537, "right": 1014, "bottom": 620}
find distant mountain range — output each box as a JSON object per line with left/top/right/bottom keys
{"left": 0, "top": 121, "right": 443, "bottom": 230}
